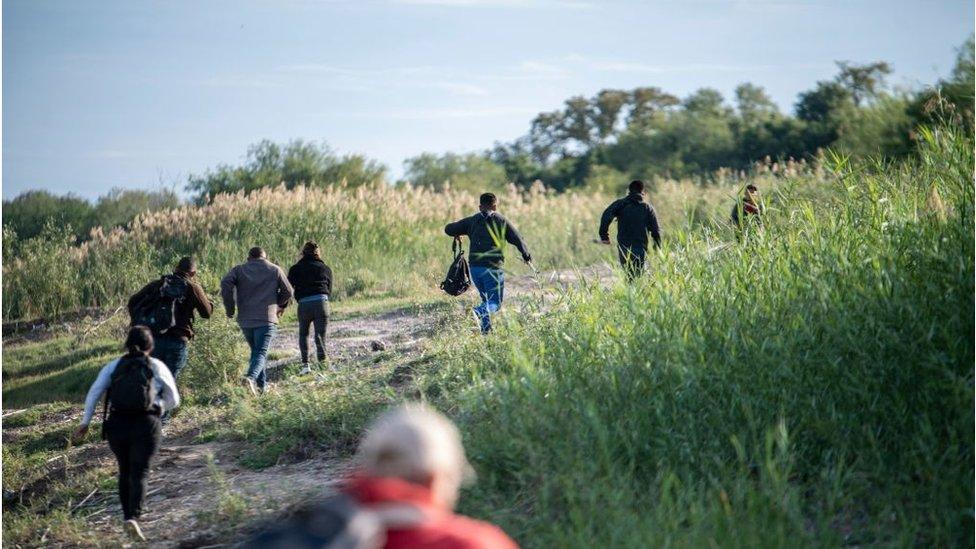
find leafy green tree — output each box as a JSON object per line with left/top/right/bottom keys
{"left": 835, "top": 61, "right": 892, "bottom": 106}
{"left": 2, "top": 190, "right": 94, "bottom": 241}
{"left": 92, "top": 188, "right": 180, "bottom": 229}
{"left": 402, "top": 152, "right": 506, "bottom": 191}
{"left": 186, "top": 139, "right": 387, "bottom": 201}
{"left": 561, "top": 96, "right": 596, "bottom": 150}
{"left": 627, "top": 87, "right": 679, "bottom": 128}
{"left": 683, "top": 88, "right": 732, "bottom": 118}
{"left": 528, "top": 111, "right": 566, "bottom": 164}
{"left": 590, "top": 89, "right": 630, "bottom": 142}
{"left": 734, "top": 83, "right": 779, "bottom": 123}
{"left": 911, "top": 36, "right": 975, "bottom": 133}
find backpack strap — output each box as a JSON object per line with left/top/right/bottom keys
{"left": 452, "top": 236, "right": 463, "bottom": 257}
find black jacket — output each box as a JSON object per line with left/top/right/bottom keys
{"left": 599, "top": 192, "right": 662, "bottom": 250}
{"left": 444, "top": 210, "right": 531, "bottom": 268}
{"left": 287, "top": 255, "right": 333, "bottom": 300}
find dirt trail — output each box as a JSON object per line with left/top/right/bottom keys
{"left": 5, "top": 265, "right": 616, "bottom": 547}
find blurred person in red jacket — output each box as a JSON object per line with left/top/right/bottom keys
{"left": 245, "top": 403, "right": 518, "bottom": 549}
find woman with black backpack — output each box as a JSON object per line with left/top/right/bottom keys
{"left": 72, "top": 325, "right": 180, "bottom": 542}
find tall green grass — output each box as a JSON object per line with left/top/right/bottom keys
{"left": 2, "top": 184, "right": 614, "bottom": 321}
{"left": 420, "top": 126, "right": 974, "bottom": 546}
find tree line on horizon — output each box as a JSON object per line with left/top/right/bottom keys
{"left": 4, "top": 37, "right": 972, "bottom": 243}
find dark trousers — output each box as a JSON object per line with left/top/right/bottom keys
{"left": 105, "top": 415, "right": 161, "bottom": 520}
{"left": 297, "top": 299, "right": 329, "bottom": 363}
{"left": 617, "top": 245, "right": 647, "bottom": 281}
{"left": 151, "top": 336, "right": 188, "bottom": 422}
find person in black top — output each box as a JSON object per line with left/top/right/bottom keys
{"left": 599, "top": 180, "right": 662, "bottom": 280}
{"left": 445, "top": 193, "right": 532, "bottom": 333}
{"left": 287, "top": 241, "right": 333, "bottom": 374}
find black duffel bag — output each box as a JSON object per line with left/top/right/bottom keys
{"left": 440, "top": 237, "right": 471, "bottom": 296}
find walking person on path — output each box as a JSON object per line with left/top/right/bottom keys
{"left": 72, "top": 326, "right": 180, "bottom": 543}
{"left": 287, "top": 241, "right": 333, "bottom": 375}
{"left": 598, "top": 180, "right": 662, "bottom": 281}
{"left": 221, "top": 247, "right": 294, "bottom": 395}
{"left": 127, "top": 256, "right": 212, "bottom": 424}
{"left": 444, "top": 192, "right": 532, "bottom": 333}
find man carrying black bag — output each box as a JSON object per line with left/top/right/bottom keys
{"left": 444, "top": 192, "right": 532, "bottom": 333}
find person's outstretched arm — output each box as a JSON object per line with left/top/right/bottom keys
{"left": 648, "top": 205, "right": 662, "bottom": 249}
{"left": 599, "top": 200, "right": 622, "bottom": 243}
{"left": 220, "top": 267, "right": 238, "bottom": 318}
{"left": 276, "top": 267, "right": 294, "bottom": 310}
{"left": 444, "top": 216, "right": 470, "bottom": 237}
{"left": 504, "top": 219, "right": 532, "bottom": 263}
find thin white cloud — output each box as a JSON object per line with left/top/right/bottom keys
{"left": 516, "top": 60, "right": 571, "bottom": 77}
{"left": 319, "top": 106, "right": 539, "bottom": 120}
{"left": 563, "top": 53, "right": 783, "bottom": 74}
{"left": 392, "top": 0, "right": 594, "bottom": 8}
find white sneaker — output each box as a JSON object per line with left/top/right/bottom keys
{"left": 240, "top": 377, "right": 258, "bottom": 396}
{"left": 299, "top": 364, "right": 312, "bottom": 375}
{"left": 124, "top": 519, "right": 147, "bottom": 542}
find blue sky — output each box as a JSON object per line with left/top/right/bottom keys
{"left": 3, "top": 0, "right": 973, "bottom": 199}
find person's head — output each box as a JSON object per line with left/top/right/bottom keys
{"left": 124, "top": 325, "right": 154, "bottom": 356}
{"left": 175, "top": 256, "right": 197, "bottom": 278}
{"left": 356, "top": 404, "right": 475, "bottom": 509}
{"left": 479, "top": 192, "right": 497, "bottom": 212}
{"left": 248, "top": 247, "right": 266, "bottom": 260}
{"left": 301, "top": 241, "right": 320, "bottom": 258}
{"left": 744, "top": 184, "right": 759, "bottom": 202}
{"left": 628, "top": 180, "right": 645, "bottom": 194}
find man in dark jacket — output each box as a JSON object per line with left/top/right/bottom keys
{"left": 287, "top": 241, "right": 333, "bottom": 375}
{"left": 127, "top": 256, "right": 212, "bottom": 422}
{"left": 599, "top": 180, "right": 662, "bottom": 280}
{"left": 445, "top": 192, "right": 532, "bottom": 333}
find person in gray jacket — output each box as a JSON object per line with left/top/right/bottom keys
{"left": 221, "top": 247, "right": 294, "bottom": 395}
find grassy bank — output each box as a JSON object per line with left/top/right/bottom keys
{"left": 418, "top": 127, "right": 973, "bottom": 546}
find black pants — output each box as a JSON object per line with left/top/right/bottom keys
{"left": 617, "top": 245, "right": 647, "bottom": 281}
{"left": 298, "top": 299, "right": 329, "bottom": 363}
{"left": 105, "top": 414, "right": 161, "bottom": 520}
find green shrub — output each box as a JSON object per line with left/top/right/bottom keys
{"left": 422, "top": 126, "right": 974, "bottom": 546}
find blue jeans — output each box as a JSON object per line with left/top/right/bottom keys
{"left": 471, "top": 266, "right": 504, "bottom": 333}
{"left": 151, "top": 336, "right": 188, "bottom": 423}
{"left": 151, "top": 336, "right": 190, "bottom": 379}
{"left": 241, "top": 325, "right": 277, "bottom": 389}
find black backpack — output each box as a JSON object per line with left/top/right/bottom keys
{"left": 243, "top": 493, "right": 424, "bottom": 549}
{"left": 131, "top": 275, "right": 189, "bottom": 335}
{"left": 440, "top": 237, "right": 471, "bottom": 297}
{"left": 108, "top": 356, "right": 157, "bottom": 414}
{"left": 243, "top": 494, "right": 384, "bottom": 548}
